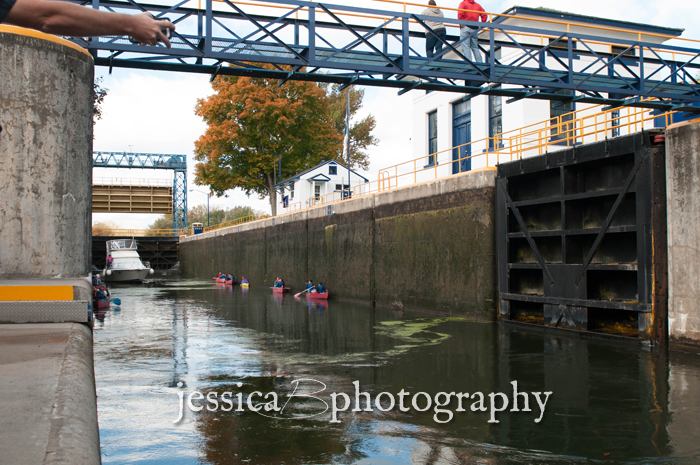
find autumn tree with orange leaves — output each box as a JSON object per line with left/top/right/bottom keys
{"left": 194, "top": 67, "right": 376, "bottom": 216}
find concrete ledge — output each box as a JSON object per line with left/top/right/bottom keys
{"left": 0, "top": 324, "right": 101, "bottom": 465}
{"left": 0, "top": 301, "right": 90, "bottom": 324}
{"left": 671, "top": 336, "right": 700, "bottom": 355}
{"left": 373, "top": 169, "right": 496, "bottom": 208}
{"left": 0, "top": 279, "right": 93, "bottom": 323}
{"left": 44, "top": 324, "right": 101, "bottom": 465}
{"left": 0, "top": 278, "right": 93, "bottom": 302}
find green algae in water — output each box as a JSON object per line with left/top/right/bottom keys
{"left": 374, "top": 318, "right": 461, "bottom": 357}
{"left": 228, "top": 318, "right": 473, "bottom": 367}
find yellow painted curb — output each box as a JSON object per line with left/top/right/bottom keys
{"left": 0, "top": 286, "right": 74, "bottom": 302}
{"left": 0, "top": 25, "right": 93, "bottom": 59}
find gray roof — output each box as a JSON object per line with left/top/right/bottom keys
{"left": 500, "top": 6, "right": 684, "bottom": 37}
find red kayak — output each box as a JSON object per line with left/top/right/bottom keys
{"left": 225, "top": 279, "right": 236, "bottom": 286}
{"left": 306, "top": 291, "right": 329, "bottom": 300}
{"left": 93, "top": 298, "right": 110, "bottom": 309}
{"left": 272, "top": 287, "right": 290, "bottom": 294}
{"left": 212, "top": 277, "right": 226, "bottom": 283}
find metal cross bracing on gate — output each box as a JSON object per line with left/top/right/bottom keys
{"left": 67, "top": 0, "right": 700, "bottom": 113}
{"left": 92, "top": 151, "right": 188, "bottom": 230}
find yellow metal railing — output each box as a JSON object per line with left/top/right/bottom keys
{"left": 181, "top": 213, "right": 271, "bottom": 237}
{"left": 92, "top": 228, "right": 184, "bottom": 237}
{"left": 500, "top": 100, "right": 675, "bottom": 159}
{"left": 203, "top": 213, "right": 270, "bottom": 232}
{"left": 93, "top": 177, "right": 172, "bottom": 187}
{"left": 177, "top": 101, "right": 684, "bottom": 236}
{"left": 196, "top": 0, "right": 699, "bottom": 63}
{"left": 281, "top": 102, "right": 677, "bottom": 213}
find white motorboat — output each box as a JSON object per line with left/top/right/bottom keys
{"left": 102, "top": 239, "right": 154, "bottom": 282}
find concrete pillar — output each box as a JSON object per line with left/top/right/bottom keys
{"left": 666, "top": 119, "right": 700, "bottom": 347}
{"left": 0, "top": 26, "right": 93, "bottom": 279}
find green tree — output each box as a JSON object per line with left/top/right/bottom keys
{"left": 148, "top": 215, "right": 173, "bottom": 230}
{"left": 92, "top": 220, "right": 121, "bottom": 234}
{"left": 93, "top": 77, "right": 108, "bottom": 126}
{"left": 326, "top": 85, "right": 379, "bottom": 170}
{"left": 194, "top": 65, "right": 350, "bottom": 216}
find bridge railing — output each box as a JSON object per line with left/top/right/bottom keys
{"left": 71, "top": 0, "right": 700, "bottom": 110}
{"left": 178, "top": 213, "right": 272, "bottom": 237}
{"left": 281, "top": 103, "right": 678, "bottom": 213}
{"left": 93, "top": 177, "right": 172, "bottom": 188}
{"left": 209, "top": 214, "right": 268, "bottom": 232}
{"left": 92, "top": 228, "right": 185, "bottom": 237}
{"left": 208, "top": 0, "right": 699, "bottom": 50}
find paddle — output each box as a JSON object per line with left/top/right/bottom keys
{"left": 294, "top": 287, "right": 314, "bottom": 298}
{"left": 103, "top": 298, "right": 121, "bottom": 305}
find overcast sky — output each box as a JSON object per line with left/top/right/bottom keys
{"left": 92, "top": 0, "right": 698, "bottom": 229}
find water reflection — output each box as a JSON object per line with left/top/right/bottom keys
{"left": 94, "top": 280, "right": 700, "bottom": 464}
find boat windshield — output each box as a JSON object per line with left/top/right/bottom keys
{"left": 106, "top": 239, "right": 137, "bottom": 252}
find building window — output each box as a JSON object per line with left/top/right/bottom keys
{"left": 452, "top": 98, "right": 471, "bottom": 174}
{"left": 290, "top": 184, "right": 294, "bottom": 199}
{"left": 550, "top": 89, "right": 575, "bottom": 144}
{"left": 314, "top": 184, "right": 321, "bottom": 198}
{"left": 489, "top": 87, "right": 503, "bottom": 150}
{"left": 329, "top": 165, "right": 337, "bottom": 175}
{"left": 548, "top": 38, "right": 577, "bottom": 51}
{"left": 453, "top": 99, "right": 471, "bottom": 117}
{"left": 611, "top": 110, "right": 621, "bottom": 138}
{"left": 611, "top": 45, "right": 637, "bottom": 57}
{"left": 335, "top": 184, "right": 342, "bottom": 191}
{"left": 428, "top": 111, "right": 438, "bottom": 166}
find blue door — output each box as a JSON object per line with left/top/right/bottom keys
{"left": 452, "top": 99, "right": 472, "bottom": 174}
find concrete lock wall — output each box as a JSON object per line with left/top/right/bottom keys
{"left": 666, "top": 119, "right": 700, "bottom": 347}
{"left": 180, "top": 171, "right": 497, "bottom": 319}
{"left": 0, "top": 28, "right": 94, "bottom": 279}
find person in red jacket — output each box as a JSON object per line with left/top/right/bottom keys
{"left": 457, "top": 0, "right": 487, "bottom": 62}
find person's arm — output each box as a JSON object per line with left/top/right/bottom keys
{"left": 479, "top": 7, "right": 487, "bottom": 23}
{"left": 4, "top": 0, "right": 174, "bottom": 47}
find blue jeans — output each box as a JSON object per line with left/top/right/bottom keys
{"left": 460, "top": 26, "right": 482, "bottom": 62}
{"left": 425, "top": 28, "right": 447, "bottom": 59}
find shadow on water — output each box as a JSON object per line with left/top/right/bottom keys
{"left": 93, "top": 280, "right": 700, "bottom": 464}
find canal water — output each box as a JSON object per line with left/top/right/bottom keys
{"left": 93, "top": 280, "right": 700, "bottom": 464}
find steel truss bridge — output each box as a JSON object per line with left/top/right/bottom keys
{"left": 92, "top": 151, "right": 188, "bottom": 229}
{"left": 68, "top": 0, "right": 700, "bottom": 113}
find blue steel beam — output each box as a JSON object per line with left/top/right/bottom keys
{"left": 67, "top": 0, "right": 700, "bottom": 112}
{"left": 93, "top": 151, "right": 187, "bottom": 170}
{"left": 172, "top": 170, "right": 188, "bottom": 230}
{"left": 93, "top": 151, "right": 187, "bottom": 229}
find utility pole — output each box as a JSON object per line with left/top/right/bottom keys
{"left": 189, "top": 189, "right": 210, "bottom": 227}
{"left": 346, "top": 88, "right": 351, "bottom": 197}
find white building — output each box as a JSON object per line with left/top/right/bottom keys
{"left": 275, "top": 160, "right": 369, "bottom": 213}
{"left": 412, "top": 7, "right": 684, "bottom": 176}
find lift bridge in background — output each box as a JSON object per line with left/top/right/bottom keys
{"left": 67, "top": 0, "right": 700, "bottom": 113}
{"left": 92, "top": 151, "right": 188, "bottom": 230}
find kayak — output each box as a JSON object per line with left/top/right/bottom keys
{"left": 272, "top": 287, "right": 290, "bottom": 294}
{"left": 212, "top": 277, "right": 226, "bottom": 283}
{"left": 93, "top": 298, "right": 110, "bottom": 309}
{"left": 241, "top": 283, "right": 249, "bottom": 288}
{"left": 225, "top": 279, "right": 236, "bottom": 285}
{"left": 306, "top": 291, "right": 329, "bottom": 300}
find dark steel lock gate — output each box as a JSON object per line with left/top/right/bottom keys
{"left": 496, "top": 131, "right": 668, "bottom": 342}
